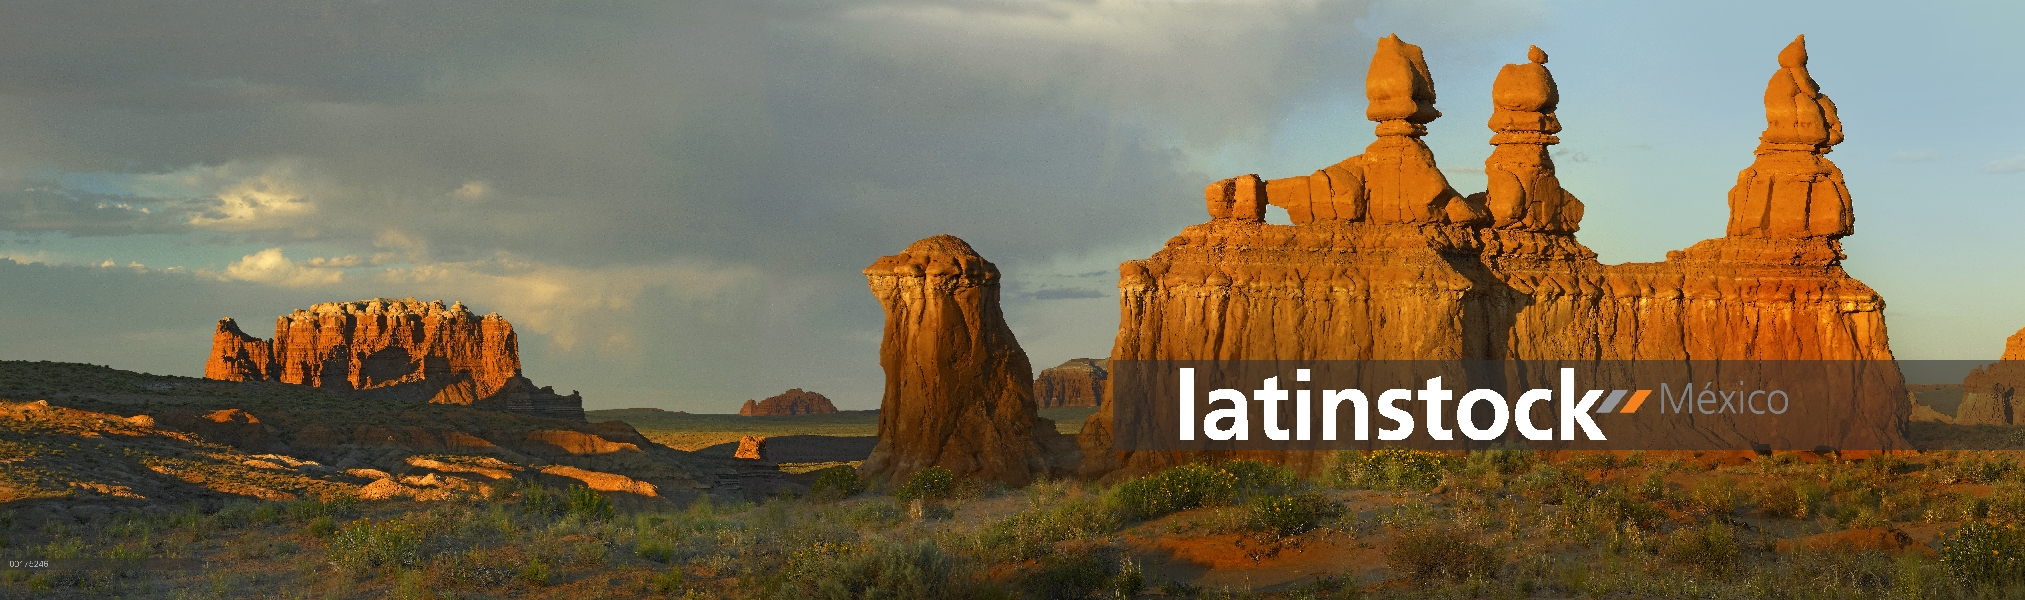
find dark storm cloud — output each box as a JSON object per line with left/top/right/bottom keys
{"left": 0, "top": 1, "right": 1550, "bottom": 409}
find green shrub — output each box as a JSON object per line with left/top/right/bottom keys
{"left": 1248, "top": 492, "right": 1341, "bottom": 537}
{"left": 651, "top": 568, "right": 686, "bottom": 594}
{"left": 980, "top": 497, "right": 1118, "bottom": 561}
{"left": 328, "top": 518, "right": 423, "bottom": 572}
{"left": 1023, "top": 551, "right": 1116, "bottom": 600}
{"left": 1938, "top": 520, "right": 2025, "bottom": 586}
{"left": 521, "top": 483, "right": 564, "bottom": 517}
{"left": 811, "top": 466, "right": 866, "bottom": 501}
{"left": 1688, "top": 476, "right": 1738, "bottom": 515}
{"left": 519, "top": 557, "right": 551, "bottom": 587}
{"left": 779, "top": 540, "right": 960, "bottom": 599}
{"left": 1661, "top": 522, "right": 1739, "bottom": 574}
{"left": 1220, "top": 460, "right": 1297, "bottom": 494}
{"left": 1106, "top": 464, "right": 1238, "bottom": 521}
{"left": 566, "top": 485, "right": 614, "bottom": 521}
{"left": 1385, "top": 526, "right": 1497, "bottom": 583}
{"left": 1331, "top": 449, "right": 1460, "bottom": 491}
{"left": 1756, "top": 479, "right": 1810, "bottom": 519}
{"left": 304, "top": 515, "right": 336, "bottom": 538}
{"left": 1466, "top": 447, "right": 1537, "bottom": 477}
{"left": 895, "top": 467, "right": 954, "bottom": 502}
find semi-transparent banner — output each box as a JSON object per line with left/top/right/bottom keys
{"left": 1107, "top": 360, "right": 2005, "bottom": 452}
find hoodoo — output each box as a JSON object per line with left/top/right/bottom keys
{"left": 1035, "top": 358, "right": 1107, "bottom": 408}
{"left": 1957, "top": 326, "right": 2025, "bottom": 426}
{"left": 858, "top": 235, "right": 1063, "bottom": 486}
{"left": 204, "top": 298, "right": 584, "bottom": 421}
{"left": 1079, "top": 35, "right": 1908, "bottom": 480}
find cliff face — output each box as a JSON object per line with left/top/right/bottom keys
{"left": 1957, "top": 327, "right": 2025, "bottom": 426}
{"left": 737, "top": 389, "right": 839, "bottom": 416}
{"left": 1079, "top": 36, "right": 1908, "bottom": 479}
{"left": 205, "top": 318, "right": 275, "bottom": 382}
{"left": 1035, "top": 359, "right": 1107, "bottom": 408}
{"left": 205, "top": 298, "right": 584, "bottom": 421}
{"left": 859, "top": 235, "right": 1056, "bottom": 486}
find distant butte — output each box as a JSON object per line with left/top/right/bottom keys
{"left": 737, "top": 389, "right": 839, "bottom": 416}
{"left": 204, "top": 298, "right": 584, "bottom": 421}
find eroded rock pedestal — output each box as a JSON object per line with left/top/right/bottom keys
{"left": 204, "top": 298, "right": 583, "bottom": 421}
{"left": 859, "top": 235, "right": 1069, "bottom": 486}
{"left": 1079, "top": 35, "right": 1908, "bottom": 479}
{"left": 1957, "top": 327, "right": 2025, "bottom": 425}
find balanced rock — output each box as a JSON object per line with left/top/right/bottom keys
{"left": 859, "top": 235, "right": 1056, "bottom": 486}
{"left": 203, "top": 298, "right": 583, "bottom": 420}
{"left": 1079, "top": 36, "right": 1908, "bottom": 479}
{"left": 1957, "top": 326, "right": 2025, "bottom": 425}
{"left": 1035, "top": 358, "right": 1107, "bottom": 408}
{"left": 737, "top": 388, "right": 839, "bottom": 416}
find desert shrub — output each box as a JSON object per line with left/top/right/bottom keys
{"left": 979, "top": 497, "right": 1118, "bottom": 561}
{"left": 1940, "top": 452, "right": 2017, "bottom": 485}
{"left": 520, "top": 482, "right": 565, "bottom": 517}
{"left": 1687, "top": 476, "right": 1738, "bottom": 515}
{"left": 777, "top": 539, "right": 961, "bottom": 599}
{"left": 1220, "top": 460, "right": 1298, "bottom": 494}
{"left": 1385, "top": 526, "right": 1497, "bottom": 583}
{"left": 1756, "top": 480, "right": 1812, "bottom": 519}
{"left": 519, "top": 557, "right": 551, "bottom": 587}
{"left": 1465, "top": 446, "right": 1537, "bottom": 478}
{"left": 1332, "top": 449, "right": 1460, "bottom": 491}
{"left": 304, "top": 515, "right": 337, "bottom": 538}
{"left": 1633, "top": 471, "right": 1668, "bottom": 501}
{"left": 637, "top": 537, "right": 676, "bottom": 563}
{"left": 1661, "top": 522, "right": 1739, "bottom": 574}
{"left": 651, "top": 568, "right": 686, "bottom": 594}
{"left": 1559, "top": 452, "right": 1617, "bottom": 472}
{"left": 1022, "top": 551, "right": 1142, "bottom": 600}
{"left": 810, "top": 466, "right": 866, "bottom": 501}
{"left": 329, "top": 518, "right": 424, "bottom": 572}
{"left": 1938, "top": 520, "right": 2025, "bottom": 586}
{"left": 1558, "top": 484, "right": 1664, "bottom": 537}
{"left": 1248, "top": 492, "right": 1341, "bottom": 537}
{"left": 565, "top": 485, "right": 614, "bottom": 521}
{"left": 895, "top": 466, "right": 954, "bottom": 502}
{"left": 842, "top": 502, "right": 904, "bottom": 529}
{"left": 1105, "top": 464, "right": 1237, "bottom": 521}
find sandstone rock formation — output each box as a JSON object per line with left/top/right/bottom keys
{"left": 1079, "top": 36, "right": 1908, "bottom": 479}
{"left": 1035, "top": 358, "right": 1107, "bottom": 408}
{"left": 734, "top": 435, "right": 768, "bottom": 461}
{"left": 737, "top": 388, "right": 839, "bottom": 416}
{"left": 205, "top": 318, "right": 275, "bottom": 382}
{"left": 859, "top": 235, "right": 1063, "bottom": 486}
{"left": 204, "top": 298, "right": 583, "bottom": 421}
{"left": 1956, "top": 326, "right": 2025, "bottom": 425}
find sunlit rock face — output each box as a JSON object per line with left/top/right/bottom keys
{"left": 1077, "top": 35, "right": 1907, "bottom": 480}
{"left": 859, "top": 235, "right": 1064, "bottom": 486}
{"left": 205, "top": 297, "right": 583, "bottom": 421}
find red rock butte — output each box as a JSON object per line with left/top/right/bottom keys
{"left": 1035, "top": 358, "right": 1107, "bottom": 408}
{"left": 1077, "top": 35, "right": 1908, "bottom": 480}
{"left": 205, "top": 298, "right": 584, "bottom": 421}
{"left": 738, "top": 388, "right": 839, "bottom": 416}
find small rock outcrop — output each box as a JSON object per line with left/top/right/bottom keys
{"left": 1035, "top": 358, "right": 1107, "bottom": 408}
{"left": 858, "top": 235, "right": 1058, "bottom": 486}
{"left": 737, "top": 389, "right": 839, "bottom": 416}
{"left": 734, "top": 435, "right": 768, "bottom": 461}
{"left": 204, "top": 298, "right": 583, "bottom": 421}
{"left": 1957, "top": 326, "right": 2025, "bottom": 425}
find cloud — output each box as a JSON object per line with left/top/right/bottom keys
{"left": 220, "top": 247, "right": 344, "bottom": 287}
{"left": 1986, "top": 155, "right": 2025, "bottom": 174}
{"left": 1891, "top": 149, "right": 1940, "bottom": 163}
{"left": 451, "top": 181, "right": 489, "bottom": 201}
{"left": 1026, "top": 287, "right": 1108, "bottom": 300}
{"left": 375, "top": 253, "right": 762, "bottom": 354}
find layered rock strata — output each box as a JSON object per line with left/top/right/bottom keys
{"left": 1956, "top": 327, "right": 2025, "bottom": 425}
{"left": 859, "top": 235, "right": 1064, "bottom": 486}
{"left": 1079, "top": 35, "right": 1908, "bottom": 479}
{"left": 738, "top": 388, "right": 839, "bottom": 416}
{"left": 1035, "top": 358, "right": 1108, "bottom": 408}
{"left": 204, "top": 298, "right": 583, "bottom": 421}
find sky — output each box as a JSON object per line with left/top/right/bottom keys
{"left": 0, "top": 1, "right": 2019, "bottom": 411}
